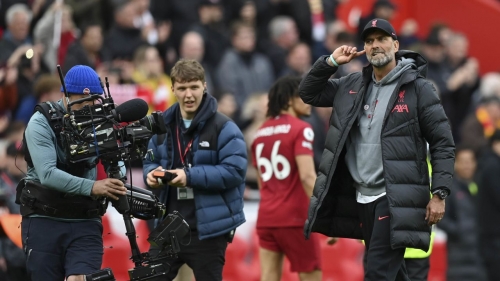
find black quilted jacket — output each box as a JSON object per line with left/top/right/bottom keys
{"left": 299, "top": 51, "right": 455, "bottom": 251}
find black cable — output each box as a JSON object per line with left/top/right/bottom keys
{"left": 128, "top": 157, "right": 133, "bottom": 215}
{"left": 14, "top": 142, "right": 27, "bottom": 177}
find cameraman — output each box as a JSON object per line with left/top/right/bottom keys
{"left": 20, "top": 65, "right": 127, "bottom": 281}
{"left": 143, "top": 59, "right": 247, "bottom": 281}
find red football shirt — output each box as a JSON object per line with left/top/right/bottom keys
{"left": 251, "top": 114, "right": 315, "bottom": 228}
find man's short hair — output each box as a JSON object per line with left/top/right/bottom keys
{"left": 34, "top": 75, "right": 61, "bottom": 99}
{"left": 6, "top": 4, "right": 32, "bottom": 25}
{"left": 268, "top": 16, "right": 294, "bottom": 40}
{"left": 230, "top": 21, "right": 254, "bottom": 39}
{"left": 6, "top": 141, "right": 24, "bottom": 157}
{"left": 80, "top": 22, "right": 102, "bottom": 38}
{"left": 170, "top": 59, "right": 205, "bottom": 85}
{"left": 455, "top": 144, "right": 476, "bottom": 158}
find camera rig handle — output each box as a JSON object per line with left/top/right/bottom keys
{"left": 107, "top": 163, "right": 144, "bottom": 267}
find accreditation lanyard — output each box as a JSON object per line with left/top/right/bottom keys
{"left": 176, "top": 126, "right": 193, "bottom": 168}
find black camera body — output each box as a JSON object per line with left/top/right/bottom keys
{"left": 61, "top": 98, "right": 165, "bottom": 164}
{"left": 85, "top": 268, "right": 114, "bottom": 281}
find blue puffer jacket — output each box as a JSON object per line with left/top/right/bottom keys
{"left": 143, "top": 94, "right": 247, "bottom": 240}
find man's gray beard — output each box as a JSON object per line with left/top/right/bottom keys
{"left": 369, "top": 53, "right": 393, "bottom": 67}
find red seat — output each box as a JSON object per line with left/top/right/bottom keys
{"left": 429, "top": 240, "right": 447, "bottom": 281}
{"left": 320, "top": 238, "right": 364, "bottom": 281}
{"left": 223, "top": 235, "right": 252, "bottom": 281}
{"left": 101, "top": 214, "right": 134, "bottom": 281}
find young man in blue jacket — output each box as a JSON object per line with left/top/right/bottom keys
{"left": 143, "top": 59, "right": 247, "bottom": 281}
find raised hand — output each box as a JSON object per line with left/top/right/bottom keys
{"left": 330, "top": 45, "right": 366, "bottom": 66}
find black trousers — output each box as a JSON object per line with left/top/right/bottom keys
{"left": 480, "top": 238, "right": 500, "bottom": 281}
{"left": 405, "top": 257, "right": 429, "bottom": 281}
{"left": 359, "top": 196, "right": 410, "bottom": 281}
{"left": 150, "top": 231, "right": 228, "bottom": 281}
{"left": 21, "top": 217, "right": 103, "bottom": 281}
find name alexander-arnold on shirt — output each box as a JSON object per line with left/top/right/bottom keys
{"left": 255, "top": 124, "right": 292, "bottom": 138}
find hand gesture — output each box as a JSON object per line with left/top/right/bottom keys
{"left": 331, "top": 46, "right": 366, "bottom": 66}
{"left": 425, "top": 195, "right": 445, "bottom": 225}
{"left": 91, "top": 178, "right": 126, "bottom": 200}
{"left": 146, "top": 166, "right": 164, "bottom": 188}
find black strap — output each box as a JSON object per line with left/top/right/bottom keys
{"left": 24, "top": 101, "right": 64, "bottom": 168}
{"left": 20, "top": 181, "right": 105, "bottom": 219}
{"left": 22, "top": 101, "right": 96, "bottom": 177}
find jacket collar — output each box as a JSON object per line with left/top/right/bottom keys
{"left": 361, "top": 50, "right": 428, "bottom": 86}
{"left": 162, "top": 93, "right": 218, "bottom": 135}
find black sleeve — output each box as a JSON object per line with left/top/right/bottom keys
{"left": 299, "top": 56, "right": 341, "bottom": 107}
{"left": 417, "top": 79, "right": 455, "bottom": 193}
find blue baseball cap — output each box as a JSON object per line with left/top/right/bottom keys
{"left": 61, "top": 65, "right": 103, "bottom": 95}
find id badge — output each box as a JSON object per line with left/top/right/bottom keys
{"left": 177, "top": 187, "right": 194, "bottom": 200}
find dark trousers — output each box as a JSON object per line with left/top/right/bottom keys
{"left": 150, "top": 231, "right": 228, "bottom": 281}
{"left": 480, "top": 238, "right": 500, "bottom": 281}
{"left": 405, "top": 257, "right": 429, "bottom": 281}
{"left": 5, "top": 265, "right": 31, "bottom": 281}
{"left": 21, "top": 217, "right": 103, "bottom": 281}
{"left": 359, "top": 196, "right": 410, "bottom": 281}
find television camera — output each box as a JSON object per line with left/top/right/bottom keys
{"left": 54, "top": 65, "right": 190, "bottom": 280}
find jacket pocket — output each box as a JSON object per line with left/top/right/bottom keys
{"left": 220, "top": 194, "right": 235, "bottom": 222}
{"left": 382, "top": 119, "right": 414, "bottom": 137}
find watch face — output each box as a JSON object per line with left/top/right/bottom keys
{"left": 439, "top": 190, "right": 447, "bottom": 199}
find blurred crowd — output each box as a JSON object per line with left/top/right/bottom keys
{"left": 0, "top": 0, "right": 500, "bottom": 280}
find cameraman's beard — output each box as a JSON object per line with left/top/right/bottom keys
{"left": 368, "top": 52, "right": 393, "bottom": 68}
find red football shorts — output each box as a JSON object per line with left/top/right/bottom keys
{"left": 257, "top": 227, "right": 322, "bottom": 272}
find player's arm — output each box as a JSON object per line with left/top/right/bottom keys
{"left": 295, "top": 154, "right": 316, "bottom": 197}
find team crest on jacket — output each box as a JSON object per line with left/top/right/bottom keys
{"left": 393, "top": 90, "right": 408, "bottom": 113}
{"left": 398, "top": 90, "right": 405, "bottom": 102}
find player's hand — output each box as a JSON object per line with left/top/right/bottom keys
{"left": 326, "top": 237, "right": 339, "bottom": 245}
{"left": 425, "top": 195, "right": 445, "bottom": 225}
{"left": 167, "top": 169, "right": 186, "bottom": 187}
{"left": 331, "top": 45, "right": 366, "bottom": 66}
{"left": 91, "top": 178, "right": 126, "bottom": 200}
{"left": 146, "top": 166, "right": 164, "bottom": 188}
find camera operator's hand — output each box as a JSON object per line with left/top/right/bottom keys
{"left": 147, "top": 166, "right": 164, "bottom": 188}
{"left": 91, "top": 178, "right": 126, "bottom": 200}
{"left": 167, "top": 169, "right": 187, "bottom": 187}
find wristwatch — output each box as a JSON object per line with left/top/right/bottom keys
{"left": 432, "top": 189, "right": 449, "bottom": 200}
